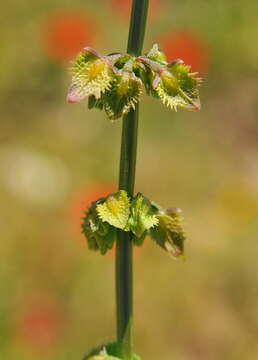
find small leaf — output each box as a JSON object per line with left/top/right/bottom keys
{"left": 81, "top": 199, "right": 116, "bottom": 255}
{"left": 97, "top": 190, "right": 130, "bottom": 230}
{"left": 150, "top": 208, "right": 186, "bottom": 258}
{"left": 129, "top": 193, "right": 159, "bottom": 238}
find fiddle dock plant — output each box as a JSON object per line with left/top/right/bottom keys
{"left": 66, "top": 0, "right": 201, "bottom": 359}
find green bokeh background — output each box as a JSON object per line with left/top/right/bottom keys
{"left": 1, "top": 1, "right": 258, "bottom": 359}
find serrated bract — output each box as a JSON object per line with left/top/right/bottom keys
{"left": 67, "top": 47, "right": 114, "bottom": 103}
{"left": 129, "top": 193, "right": 159, "bottom": 239}
{"left": 150, "top": 208, "right": 186, "bottom": 259}
{"left": 103, "top": 72, "right": 142, "bottom": 120}
{"left": 81, "top": 199, "right": 116, "bottom": 255}
{"left": 155, "top": 63, "right": 201, "bottom": 111}
{"left": 97, "top": 190, "right": 130, "bottom": 230}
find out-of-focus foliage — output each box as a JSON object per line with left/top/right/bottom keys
{"left": 1, "top": 0, "right": 258, "bottom": 360}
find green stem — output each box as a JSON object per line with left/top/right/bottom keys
{"left": 116, "top": 1, "right": 149, "bottom": 359}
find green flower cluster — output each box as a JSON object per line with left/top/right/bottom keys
{"left": 67, "top": 45, "right": 201, "bottom": 120}
{"left": 81, "top": 191, "right": 186, "bottom": 259}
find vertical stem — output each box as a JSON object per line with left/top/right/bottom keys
{"left": 116, "top": 1, "right": 149, "bottom": 359}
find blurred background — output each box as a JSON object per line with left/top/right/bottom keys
{"left": 1, "top": 0, "right": 258, "bottom": 359}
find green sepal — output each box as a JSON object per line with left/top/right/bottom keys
{"left": 97, "top": 190, "right": 131, "bottom": 230}
{"left": 81, "top": 199, "right": 116, "bottom": 255}
{"left": 150, "top": 208, "right": 186, "bottom": 258}
{"left": 129, "top": 193, "right": 159, "bottom": 238}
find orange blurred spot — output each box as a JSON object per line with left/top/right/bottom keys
{"left": 159, "top": 31, "right": 209, "bottom": 73}
{"left": 42, "top": 11, "right": 96, "bottom": 63}
{"left": 16, "top": 295, "right": 64, "bottom": 350}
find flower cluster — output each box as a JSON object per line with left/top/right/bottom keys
{"left": 67, "top": 44, "right": 201, "bottom": 120}
{"left": 81, "top": 190, "right": 186, "bottom": 259}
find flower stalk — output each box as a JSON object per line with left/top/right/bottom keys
{"left": 116, "top": 1, "right": 149, "bottom": 359}
{"left": 67, "top": 1, "right": 201, "bottom": 358}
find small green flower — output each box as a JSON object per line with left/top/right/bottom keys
{"left": 138, "top": 52, "right": 201, "bottom": 111}
{"left": 67, "top": 47, "right": 115, "bottom": 103}
{"left": 150, "top": 207, "right": 186, "bottom": 258}
{"left": 103, "top": 71, "right": 143, "bottom": 120}
{"left": 155, "top": 63, "right": 201, "bottom": 111}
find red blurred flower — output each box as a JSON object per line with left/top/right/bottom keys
{"left": 41, "top": 11, "right": 96, "bottom": 63}
{"left": 111, "top": 0, "right": 160, "bottom": 20}
{"left": 159, "top": 31, "right": 209, "bottom": 73}
{"left": 16, "top": 295, "right": 64, "bottom": 350}
{"left": 68, "top": 183, "right": 116, "bottom": 240}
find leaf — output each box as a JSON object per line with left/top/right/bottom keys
{"left": 129, "top": 193, "right": 159, "bottom": 238}
{"left": 150, "top": 208, "right": 186, "bottom": 259}
{"left": 81, "top": 199, "right": 116, "bottom": 255}
{"left": 97, "top": 190, "right": 130, "bottom": 230}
